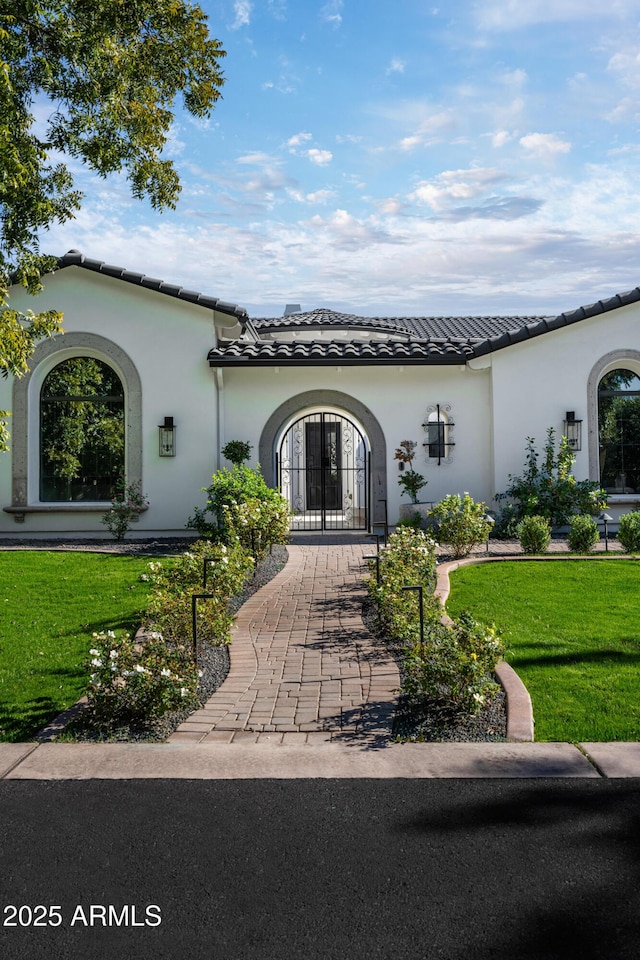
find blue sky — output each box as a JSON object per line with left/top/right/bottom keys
{"left": 45, "top": 0, "right": 640, "bottom": 317}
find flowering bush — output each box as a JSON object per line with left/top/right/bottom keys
{"left": 85, "top": 629, "right": 201, "bottom": 725}
{"left": 517, "top": 514, "right": 551, "bottom": 554}
{"left": 429, "top": 492, "right": 492, "bottom": 558}
{"left": 142, "top": 539, "right": 253, "bottom": 646}
{"left": 567, "top": 514, "right": 599, "bottom": 553}
{"left": 223, "top": 496, "right": 290, "bottom": 559}
{"left": 367, "top": 526, "right": 440, "bottom": 646}
{"left": 401, "top": 612, "right": 504, "bottom": 715}
{"left": 101, "top": 479, "right": 148, "bottom": 540}
{"left": 367, "top": 525, "right": 503, "bottom": 716}
{"left": 187, "top": 464, "right": 290, "bottom": 550}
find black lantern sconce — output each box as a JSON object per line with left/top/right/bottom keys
{"left": 159, "top": 416, "right": 176, "bottom": 457}
{"left": 563, "top": 411, "right": 582, "bottom": 451}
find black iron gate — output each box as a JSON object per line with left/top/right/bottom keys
{"left": 277, "top": 412, "right": 369, "bottom": 531}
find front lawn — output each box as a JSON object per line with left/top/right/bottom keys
{"left": 446, "top": 559, "right": 640, "bottom": 742}
{"left": 0, "top": 551, "right": 155, "bottom": 742}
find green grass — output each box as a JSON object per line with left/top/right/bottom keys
{"left": 0, "top": 552, "right": 156, "bottom": 742}
{"left": 446, "top": 559, "right": 640, "bottom": 742}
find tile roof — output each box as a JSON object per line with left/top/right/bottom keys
{"left": 56, "top": 250, "right": 248, "bottom": 321}
{"left": 252, "top": 308, "right": 548, "bottom": 341}
{"left": 208, "top": 337, "right": 477, "bottom": 366}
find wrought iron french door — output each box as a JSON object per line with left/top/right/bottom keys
{"left": 277, "top": 412, "right": 369, "bottom": 530}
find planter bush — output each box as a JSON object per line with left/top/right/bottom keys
{"left": 86, "top": 629, "right": 201, "bottom": 726}
{"left": 143, "top": 539, "right": 253, "bottom": 646}
{"left": 517, "top": 515, "right": 551, "bottom": 554}
{"left": 567, "top": 514, "right": 599, "bottom": 553}
{"left": 428, "top": 492, "right": 492, "bottom": 558}
{"left": 402, "top": 612, "right": 504, "bottom": 715}
{"left": 617, "top": 511, "right": 640, "bottom": 552}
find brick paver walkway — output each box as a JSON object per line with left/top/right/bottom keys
{"left": 169, "top": 543, "right": 399, "bottom": 745}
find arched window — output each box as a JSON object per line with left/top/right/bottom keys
{"left": 40, "top": 357, "right": 125, "bottom": 501}
{"left": 598, "top": 368, "right": 640, "bottom": 493}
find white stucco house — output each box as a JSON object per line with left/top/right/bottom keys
{"left": 2, "top": 248, "right": 640, "bottom": 539}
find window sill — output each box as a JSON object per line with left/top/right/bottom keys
{"left": 3, "top": 504, "right": 149, "bottom": 523}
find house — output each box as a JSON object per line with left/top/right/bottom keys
{"left": 2, "top": 249, "right": 639, "bottom": 538}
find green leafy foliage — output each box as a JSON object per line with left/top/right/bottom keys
{"left": 0, "top": 1, "right": 226, "bottom": 447}
{"left": 85, "top": 629, "right": 201, "bottom": 726}
{"left": 496, "top": 428, "right": 607, "bottom": 529}
{"left": 367, "top": 526, "right": 440, "bottom": 645}
{"left": 187, "top": 464, "right": 290, "bottom": 552}
{"left": 567, "top": 514, "right": 600, "bottom": 553}
{"left": 516, "top": 515, "right": 551, "bottom": 554}
{"left": 402, "top": 612, "right": 504, "bottom": 715}
{"left": 617, "top": 511, "right": 640, "bottom": 552}
{"left": 143, "top": 539, "right": 253, "bottom": 647}
{"left": 366, "top": 526, "right": 503, "bottom": 715}
{"left": 101, "top": 479, "right": 148, "bottom": 540}
{"left": 221, "top": 440, "right": 252, "bottom": 465}
{"left": 428, "top": 492, "right": 492, "bottom": 558}
{"left": 394, "top": 439, "right": 428, "bottom": 503}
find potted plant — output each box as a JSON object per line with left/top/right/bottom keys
{"left": 395, "top": 440, "right": 430, "bottom": 525}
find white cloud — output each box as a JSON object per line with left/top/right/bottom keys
{"left": 287, "top": 132, "right": 313, "bottom": 149}
{"left": 608, "top": 47, "right": 640, "bottom": 89}
{"left": 492, "top": 130, "right": 511, "bottom": 148}
{"left": 397, "top": 110, "right": 458, "bottom": 150}
{"left": 320, "top": 0, "right": 343, "bottom": 27}
{"left": 231, "top": 0, "right": 252, "bottom": 29}
{"left": 409, "top": 167, "right": 508, "bottom": 211}
{"left": 386, "top": 59, "right": 406, "bottom": 76}
{"left": 519, "top": 132, "right": 571, "bottom": 160}
{"left": 476, "top": 0, "right": 638, "bottom": 31}
{"left": 306, "top": 148, "right": 333, "bottom": 165}
{"left": 268, "top": 0, "right": 287, "bottom": 19}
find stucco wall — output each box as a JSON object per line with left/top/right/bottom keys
{"left": 218, "top": 362, "right": 492, "bottom": 524}
{"left": 1, "top": 267, "right": 219, "bottom": 536}
{"left": 490, "top": 300, "right": 640, "bottom": 509}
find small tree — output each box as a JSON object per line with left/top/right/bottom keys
{"left": 394, "top": 440, "right": 428, "bottom": 504}
{"left": 221, "top": 440, "right": 252, "bottom": 465}
{"left": 496, "top": 428, "right": 607, "bottom": 528}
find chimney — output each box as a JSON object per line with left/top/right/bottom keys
{"left": 283, "top": 304, "right": 302, "bottom": 316}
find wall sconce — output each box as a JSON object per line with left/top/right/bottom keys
{"left": 159, "top": 416, "right": 176, "bottom": 457}
{"left": 563, "top": 411, "right": 582, "bottom": 451}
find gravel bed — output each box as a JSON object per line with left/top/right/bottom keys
{"left": 361, "top": 597, "right": 507, "bottom": 743}
{"left": 61, "top": 544, "right": 289, "bottom": 743}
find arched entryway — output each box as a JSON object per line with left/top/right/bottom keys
{"left": 258, "top": 390, "right": 387, "bottom": 532}
{"left": 278, "top": 410, "right": 369, "bottom": 530}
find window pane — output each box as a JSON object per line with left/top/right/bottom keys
{"left": 428, "top": 420, "right": 445, "bottom": 459}
{"left": 598, "top": 369, "right": 640, "bottom": 493}
{"left": 40, "top": 358, "right": 125, "bottom": 501}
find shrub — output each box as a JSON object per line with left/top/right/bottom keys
{"left": 516, "top": 515, "right": 551, "bottom": 554}
{"left": 101, "top": 480, "right": 148, "bottom": 541}
{"left": 428, "top": 492, "right": 492, "bottom": 558}
{"left": 567, "top": 514, "right": 599, "bottom": 553}
{"left": 617, "top": 511, "right": 640, "bottom": 552}
{"left": 85, "top": 629, "right": 201, "bottom": 726}
{"left": 223, "top": 496, "right": 290, "bottom": 559}
{"left": 367, "top": 526, "right": 440, "bottom": 646}
{"left": 401, "top": 612, "right": 504, "bottom": 715}
{"left": 143, "top": 539, "right": 253, "bottom": 646}
{"left": 496, "top": 428, "right": 607, "bottom": 528}
{"left": 187, "top": 464, "right": 290, "bottom": 549}
{"left": 396, "top": 511, "right": 423, "bottom": 531}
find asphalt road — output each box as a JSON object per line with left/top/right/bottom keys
{"left": 1, "top": 779, "right": 640, "bottom": 960}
